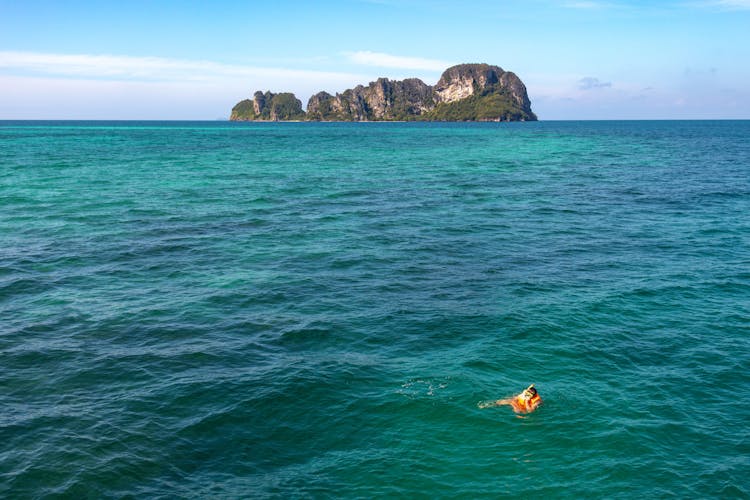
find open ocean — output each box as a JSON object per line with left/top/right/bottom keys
{"left": 1, "top": 120, "right": 749, "bottom": 498}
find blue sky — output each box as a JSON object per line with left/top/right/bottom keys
{"left": 1, "top": 0, "right": 749, "bottom": 119}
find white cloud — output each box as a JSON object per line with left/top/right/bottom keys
{"left": 561, "top": 0, "right": 623, "bottom": 8}
{"left": 563, "top": 1, "right": 606, "bottom": 8}
{"left": 0, "top": 51, "right": 381, "bottom": 119}
{"left": 0, "top": 51, "right": 366, "bottom": 84}
{"left": 691, "top": 0, "right": 750, "bottom": 9}
{"left": 344, "top": 51, "right": 453, "bottom": 71}
{"left": 0, "top": 75, "right": 236, "bottom": 119}
{"left": 578, "top": 76, "right": 612, "bottom": 90}
{"left": 709, "top": 0, "right": 750, "bottom": 8}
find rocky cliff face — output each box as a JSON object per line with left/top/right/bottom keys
{"left": 434, "top": 64, "right": 499, "bottom": 102}
{"left": 230, "top": 63, "right": 536, "bottom": 122}
{"left": 434, "top": 64, "right": 530, "bottom": 108}
{"left": 230, "top": 91, "right": 305, "bottom": 121}
{"left": 427, "top": 64, "right": 537, "bottom": 121}
{"left": 306, "top": 77, "right": 434, "bottom": 121}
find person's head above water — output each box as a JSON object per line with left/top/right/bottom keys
{"left": 521, "top": 384, "right": 537, "bottom": 400}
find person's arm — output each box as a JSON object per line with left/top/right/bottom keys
{"left": 478, "top": 398, "right": 513, "bottom": 408}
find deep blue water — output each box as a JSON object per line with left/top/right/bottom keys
{"left": 1, "top": 120, "right": 749, "bottom": 498}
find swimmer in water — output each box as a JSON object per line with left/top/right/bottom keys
{"left": 479, "top": 384, "right": 542, "bottom": 413}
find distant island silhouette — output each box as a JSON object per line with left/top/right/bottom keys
{"left": 230, "top": 63, "right": 537, "bottom": 122}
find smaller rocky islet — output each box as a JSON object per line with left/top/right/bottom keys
{"left": 230, "top": 63, "right": 537, "bottom": 122}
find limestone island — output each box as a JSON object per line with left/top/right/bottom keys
{"left": 230, "top": 63, "right": 537, "bottom": 122}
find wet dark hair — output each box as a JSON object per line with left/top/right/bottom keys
{"left": 528, "top": 387, "right": 537, "bottom": 395}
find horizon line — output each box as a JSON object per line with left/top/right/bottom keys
{"left": 2, "top": 118, "right": 750, "bottom": 122}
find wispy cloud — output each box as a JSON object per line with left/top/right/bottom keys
{"left": 561, "top": 0, "right": 624, "bottom": 9}
{"left": 563, "top": 1, "right": 607, "bottom": 8}
{"left": 0, "top": 51, "right": 365, "bottom": 83}
{"left": 712, "top": 0, "right": 750, "bottom": 10}
{"left": 701, "top": 0, "right": 750, "bottom": 9}
{"left": 578, "top": 77, "right": 612, "bottom": 90}
{"left": 344, "top": 51, "right": 452, "bottom": 71}
{"left": 0, "top": 51, "right": 383, "bottom": 119}
{"left": 684, "top": 66, "right": 718, "bottom": 77}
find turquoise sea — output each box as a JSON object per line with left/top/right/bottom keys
{"left": 1, "top": 120, "right": 749, "bottom": 498}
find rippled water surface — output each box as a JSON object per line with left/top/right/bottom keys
{"left": 1, "top": 121, "right": 749, "bottom": 497}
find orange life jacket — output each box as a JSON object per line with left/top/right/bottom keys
{"left": 516, "top": 393, "right": 541, "bottom": 412}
